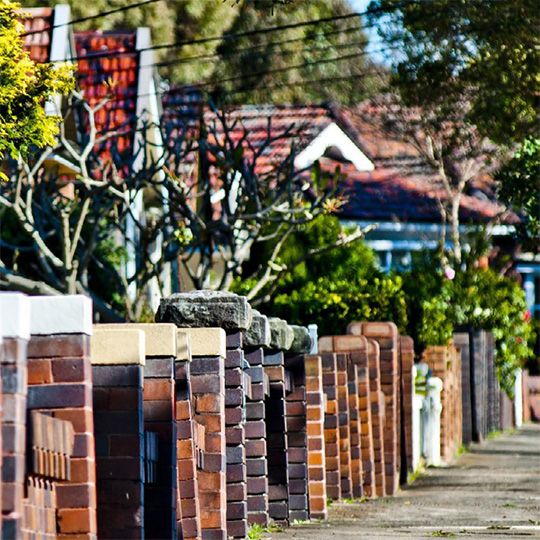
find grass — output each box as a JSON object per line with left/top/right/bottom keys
{"left": 247, "top": 524, "right": 265, "bottom": 540}
{"left": 247, "top": 522, "right": 284, "bottom": 539}
{"left": 291, "top": 519, "right": 309, "bottom": 526}
{"left": 429, "top": 531, "right": 456, "bottom": 538}
{"left": 408, "top": 465, "right": 424, "bottom": 483}
{"left": 503, "top": 503, "right": 516, "bottom": 508}
{"left": 326, "top": 497, "right": 334, "bottom": 508}
{"left": 487, "top": 429, "right": 503, "bottom": 439}
{"left": 455, "top": 444, "right": 469, "bottom": 456}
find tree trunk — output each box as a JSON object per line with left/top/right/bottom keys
{"left": 450, "top": 196, "right": 462, "bottom": 264}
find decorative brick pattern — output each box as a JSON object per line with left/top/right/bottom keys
{"left": 22, "top": 478, "right": 57, "bottom": 540}
{"left": 320, "top": 353, "right": 340, "bottom": 501}
{"left": 264, "top": 351, "right": 289, "bottom": 525}
{"left": 304, "top": 355, "right": 327, "bottom": 520}
{"left": 28, "top": 333, "right": 97, "bottom": 540}
{"left": 244, "top": 349, "right": 269, "bottom": 527}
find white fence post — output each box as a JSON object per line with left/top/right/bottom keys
{"left": 425, "top": 376, "right": 443, "bottom": 466}
{"left": 514, "top": 368, "right": 523, "bottom": 428}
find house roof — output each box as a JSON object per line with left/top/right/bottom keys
{"left": 328, "top": 159, "right": 512, "bottom": 224}
{"left": 74, "top": 31, "right": 140, "bottom": 164}
{"left": 22, "top": 7, "right": 54, "bottom": 63}
{"left": 163, "top": 101, "right": 510, "bottom": 225}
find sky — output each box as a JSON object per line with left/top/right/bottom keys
{"left": 349, "top": 0, "right": 389, "bottom": 64}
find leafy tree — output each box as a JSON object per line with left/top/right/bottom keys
{"left": 212, "top": 0, "right": 380, "bottom": 104}
{"left": 234, "top": 215, "right": 408, "bottom": 335}
{"left": 355, "top": 94, "right": 500, "bottom": 266}
{"left": 367, "top": 0, "right": 540, "bottom": 144}
{"left": 0, "top": 92, "right": 347, "bottom": 320}
{"left": 0, "top": 1, "right": 73, "bottom": 164}
{"left": 497, "top": 137, "right": 540, "bottom": 251}
{"left": 401, "top": 257, "right": 535, "bottom": 396}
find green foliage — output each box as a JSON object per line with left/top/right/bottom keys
{"left": 368, "top": 0, "right": 540, "bottom": 143}
{"left": 0, "top": 1, "right": 73, "bottom": 162}
{"left": 497, "top": 137, "right": 540, "bottom": 250}
{"left": 238, "top": 215, "right": 407, "bottom": 336}
{"left": 212, "top": 0, "right": 381, "bottom": 104}
{"left": 401, "top": 262, "right": 535, "bottom": 397}
{"left": 22, "top": 0, "right": 380, "bottom": 102}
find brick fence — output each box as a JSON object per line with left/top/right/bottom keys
{"left": 0, "top": 291, "right": 523, "bottom": 539}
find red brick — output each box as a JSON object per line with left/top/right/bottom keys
{"left": 52, "top": 358, "right": 89, "bottom": 383}
{"left": 143, "top": 379, "right": 173, "bottom": 401}
{"left": 196, "top": 394, "right": 221, "bottom": 413}
{"left": 27, "top": 358, "right": 53, "bottom": 384}
{"left": 57, "top": 508, "right": 96, "bottom": 534}
{"left": 56, "top": 485, "right": 95, "bottom": 509}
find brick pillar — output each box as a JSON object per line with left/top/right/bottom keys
{"left": 264, "top": 318, "right": 294, "bottom": 525}
{"left": 400, "top": 336, "right": 414, "bottom": 481}
{"left": 91, "top": 328, "right": 145, "bottom": 539}
{"left": 284, "top": 326, "right": 313, "bottom": 522}
{"left": 320, "top": 353, "right": 340, "bottom": 500}
{"left": 224, "top": 330, "right": 249, "bottom": 539}
{"left": 100, "top": 323, "right": 179, "bottom": 539}
{"left": 187, "top": 329, "right": 227, "bottom": 540}
{"left": 173, "top": 329, "right": 200, "bottom": 540}
{"left": 350, "top": 323, "right": 399, "bottom": 496}
{"left": 423, "top": 344, "right": 463, "bottom": 463}
{"left": 366, "top": 339, "right": 385, "bottom": 497}
{"left": 157, "top": 291, "right": 250, "bottom": 540}
{"left": 304, "top": 355, "right": 327, "bottom": 520}
{"left": 335, "top": 353, "right": 353, "bottom": 499}
{"left": 243, "top": 310, "right": 271, "bottom": 527}
{"left": 0, "top": 293, "right": 30, "bottom": 540}
{"left": 264, "top": 353, "right": 288, "bottom": 525}
{"left": 27, "top": 295, "right": 96, "bottom": 540}
{"left": 319, "top": 335, "right": 372, "bottom": 499}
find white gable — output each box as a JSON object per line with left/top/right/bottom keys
{"left": 294, "top": 122, "right": 374, "bottom": 172}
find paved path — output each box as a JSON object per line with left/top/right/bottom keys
{"left": 267, "top": 424, "right": 540, "bottom": 539}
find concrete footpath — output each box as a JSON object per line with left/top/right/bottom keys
{"left": 268, "top": 424, "right": 540, "bottom": 539}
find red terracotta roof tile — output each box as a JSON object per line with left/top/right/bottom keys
{"left": 74, "top": 31, "right": 139, "bottom": 168}
{"left": 162, "top": 101, "right": 510, "bottom": 225}
{"left": 21, "top": 7, "right": 53, "bottom": 63}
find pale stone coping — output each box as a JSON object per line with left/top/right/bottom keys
{"left": 0, "top": 292, "right": 31, "bottom": 340}
{"left": 30, "top": 295, "right": 93, "bottom": 336}
{"left": 91, "top": 328, "right": 145, "bottom": 365}
{"left": 185, "top": 328, "right": 226, "bottom": 358}
{"left": 176, "top": 330, "right": 191, "bottom": 362}
{"left": 98, "top": 323, "right": 177, "bottom": 358}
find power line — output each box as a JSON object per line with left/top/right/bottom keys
{"left": 151, "top": 23, "right": 364, "bottom": 69}
{"left": 67, "top": 7, "right": 388, "bottom": 64}
{"left": 113, "top": 47, "right": 391, "bottom": 105}
{"left": 151, "top": 35, "right": 381, "bottom": 71}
